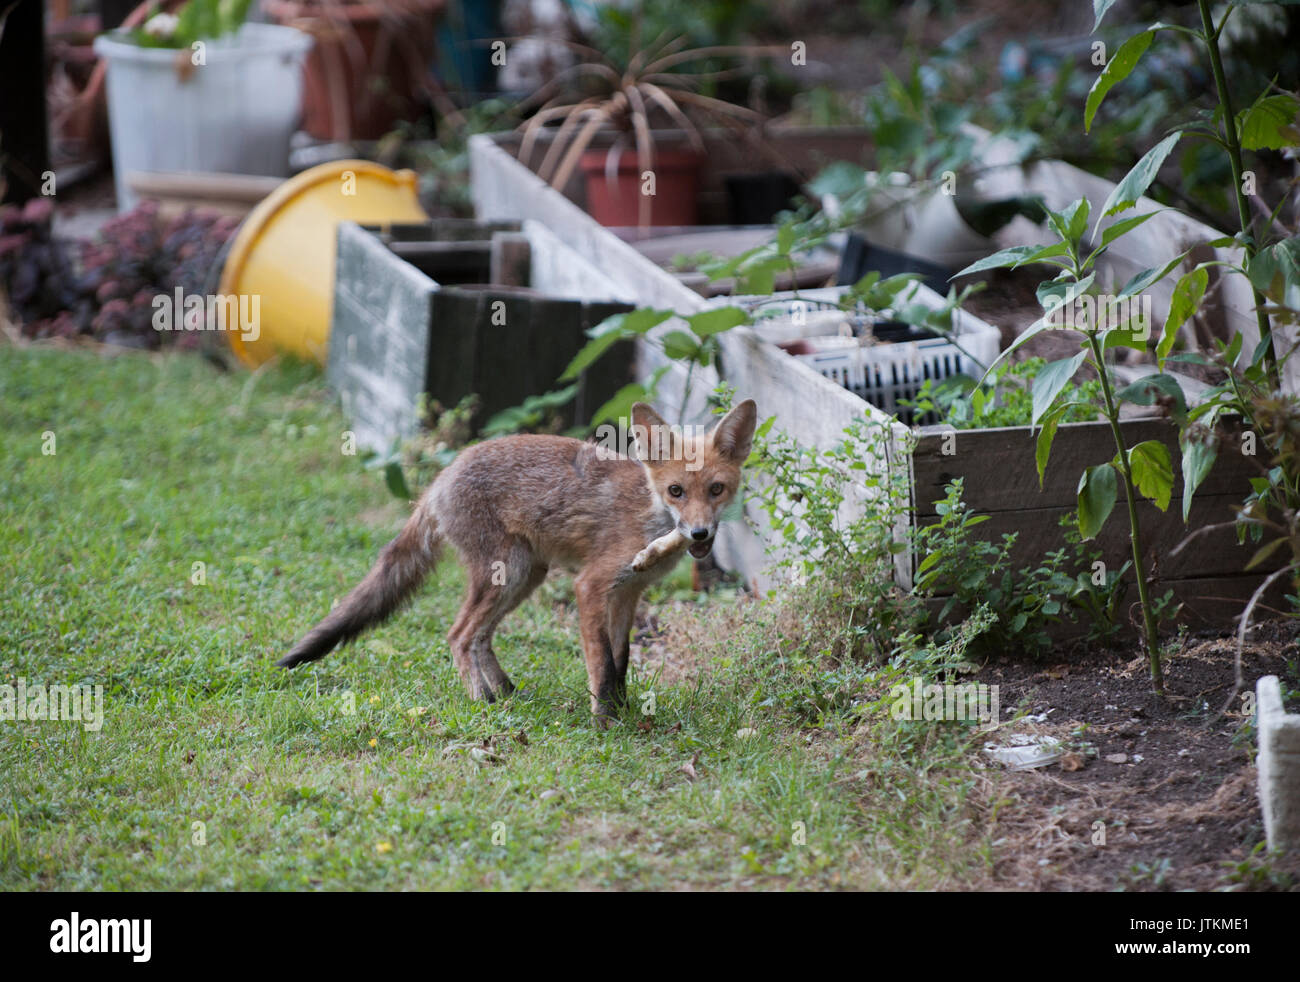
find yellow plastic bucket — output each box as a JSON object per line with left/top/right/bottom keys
{"left": 219, "top": 160, "right": 428, "bottom": 366}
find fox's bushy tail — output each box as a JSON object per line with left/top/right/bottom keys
{"left": 277, "top": 507, "right": 442, "bottom": 668}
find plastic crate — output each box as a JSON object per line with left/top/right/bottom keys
{"left": 794, "top": 323, "right": 1000, "bottom": 424}
{"left": 721, "top": 284, "right": 1002, "bottom": 424}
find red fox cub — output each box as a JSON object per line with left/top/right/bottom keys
{"left": 279, "top": 400, "right": 758, "bottom": 722}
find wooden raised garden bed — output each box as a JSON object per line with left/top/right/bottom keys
{"left": 913, "top": 416, "right": 1279, "bottom": 630}
{"left": 328, "top": 218, "right": 636, "bottom": 453}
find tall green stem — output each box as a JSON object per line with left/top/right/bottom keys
{"left": 1088, "top": 331, "right": 1165, "bottom": 694}
{"left": 1195, "top": 0, "right": 1279, "bottom": 389}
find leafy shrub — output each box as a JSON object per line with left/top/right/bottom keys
{"left": 906, "top": 357, "right": 1103, "bottom": 430}
{"left": 0, "top": 200, "right": 238, "bottom": 348}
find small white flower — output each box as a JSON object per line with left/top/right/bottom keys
{"left": 143, "top": 13, "right": 179, "bottom": 38}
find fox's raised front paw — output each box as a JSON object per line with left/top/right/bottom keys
{"left": 630, "top": 547, "right": 656, "bottom": 572}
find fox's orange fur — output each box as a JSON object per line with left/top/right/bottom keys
{"left": 279, "top": 400, "right": 757, "bottom": 721}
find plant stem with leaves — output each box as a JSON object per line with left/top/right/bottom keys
{"left": 1193, "top": 0, "right": 1278, "bottom": 388}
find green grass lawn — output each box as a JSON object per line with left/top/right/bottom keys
{"left": 0, "top": 346, "right": 984, "bottom": 890}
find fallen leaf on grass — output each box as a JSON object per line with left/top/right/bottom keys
{"left": 680, "top": 752, "right": 700, "bottom": 781}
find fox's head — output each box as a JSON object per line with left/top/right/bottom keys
{"left": 630, "top": 399, "right": 758, "bottom": 559}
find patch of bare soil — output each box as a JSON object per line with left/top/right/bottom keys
{"left": 972, "top": 622, "right": 1300, "bottom": 891}
{"left": 630, "top": 591, "right": 754, "bottom": 686}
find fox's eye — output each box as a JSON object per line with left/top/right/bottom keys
{"left": 668, "top": 484, "right": 684, "bottom": 498}
{"left": 709, "top": 482, "right": 725, "bottom": 496}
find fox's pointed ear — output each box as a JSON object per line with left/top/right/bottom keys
{"left": 629, "top": 402, "right": 669, "bottom": 462}
{"left": 710, "top": 399, "right": 757, "bottom": 462}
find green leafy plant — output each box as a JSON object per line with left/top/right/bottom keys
{"left": 1082, "top": 1, "right": 1300, "bottom": 705}
{"left": 746, "top": 412, "right": 920, "bottom": 663}
{"left": 1087, "top": 0, "right": 1300, "bottom": 392}
{"left": 913, "top": 479, "right": 1077, "bottom": 656}
{"left": 905, "top": 357, "right": 1104, "bottom": 430}
{"left": 126, "top": 0, "right": 253, "bottom": 48}
{"left": 955, "top": 178, "right": 1198, "bottom": 693}
{"left": 515, "top": 12, "right": 780, "bottom": 225}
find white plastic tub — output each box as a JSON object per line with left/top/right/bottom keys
{"left": 94, "top": 23, "right": 313, "bottom": 210}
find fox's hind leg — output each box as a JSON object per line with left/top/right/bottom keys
{"left": 447, "top": 539, "right": 544, "bottom": 701}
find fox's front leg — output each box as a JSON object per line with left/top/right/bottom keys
{"left": 630, "top": 528, "right": 688, "bottom": 572}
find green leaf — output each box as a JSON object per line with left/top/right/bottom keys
{"left": 737, "top": 263, "right": 777, "bottom": 296}
{"left": 1015, "top": 240, "right": 1073, "bottom": 267}
{"left": 1128, "top": 440, "right": 1173, "bottom": 511}
{"left": 588, "top": 369, "right": 664, "bottom": 428}
{"left": 1099, "top": 210, "right": 1159, "bottom": 248}
{"left": 685, "top": 306, "right": 749, "bottom": 337}
{"left": 1077, "top": 463, "right": 1118, "bottom": 540}
{"left": 383, "top": 461, "right": 412, "bottom": 501}
{"left": 1038, "top": 272, "right": 1097, "bottom": 326}
{"left": 661, "top": 329, "right": 702, "bottom": 361}
{"left": 1092, "top": 0, "right": 1119, "bottom": 31}
{"left": 560, "top": 308, "right": 671, "bottom": 380}
{"left": 953, "top": 245, "right": 1041, "bottom": 278}
{"left": 1117, "top": 249, "right": 1190, "bottom": 299}
{"left": 1036, "top": 402, "right": 1070, "bottom": 487}
{"left": 1180, "top": 432, "right": 1216, "bottom": 522}
{"left": 1032, "top": 352, "right": 1087, "bottom": 425}
{"left": 1085, "top": 30, "right": 1154, "bottom": 132}
{"left": 1114, "top": 372, "right": 1187, "bottom": 419}
{"left": 1158, "top": 266, "right": 1208, "bottom": 368}
{"left": 1248, "top": 235, "right": 1300, "bottom": 309}
{"left": 1236, "top": 93, "right": 1300, "bottom": 151}
{"left": 1045, "top": 198, "right": 1090, "bottom": 246}
{"left": 776, "top": 223, "right": 796, "bottom": 255}
{"left": 1097, "top": 131, "right": 1182, "bottom": 222}
{"left": 1245, "top": 537, "right": 1288, "bottom": 572}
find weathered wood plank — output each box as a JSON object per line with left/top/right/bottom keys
{"left": 427, "top": 288, "right": 482, "bottom": 414}
{"left": 913, "top": 416, "right": 1257, "bottom": 515}
{"left": 924, "top": 572, "right": 1291, "bottom": 641}
{"left": 915, "top": 492, "right": 1274, "bottom": 581}
{"left": 328, "top": 221, "right": 439, "bottom": 452}
{"left": 490, "top": 232, "right": 532, "bottom": 288}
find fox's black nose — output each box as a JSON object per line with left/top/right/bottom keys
{"left": 691, "top": 527, "right": 711, "bottom": 541}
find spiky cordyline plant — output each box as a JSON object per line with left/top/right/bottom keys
{"left": 516, "top": 25, "right": 782, "bottom": 225}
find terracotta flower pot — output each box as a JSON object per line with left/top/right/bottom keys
{"left": 579, "top": 147, "right": 704, "bottom": 227}
{"left": 263, "top": 0, "right": 445, "bottom": 142}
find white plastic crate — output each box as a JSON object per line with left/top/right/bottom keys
{"left": 799, "top": 326, "right": 999, "bottom": 420}
{"left": 718, "top": 284, "right": 1002, "bottom": 423}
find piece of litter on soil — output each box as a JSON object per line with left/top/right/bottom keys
{"left": 1131, "top": 754, "right": 1143, "bottom": 763}
{"left": 983, "top": 735, "right": 1063, "bottom": 770}
{"left": 1104, "top": 704, "right": 1118, "bottom": 711}
{"left": 1105, "top": 753, "right": 1128, "bottom": 764}
{"left": 1023, "top": 710, "right": 1055, "bottom": 722}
